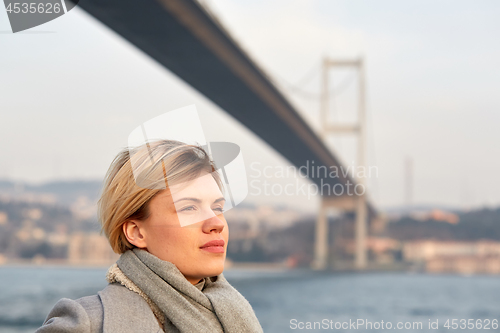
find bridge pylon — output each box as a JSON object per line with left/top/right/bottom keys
{"left": 312, "top": 57, "right": 368, "bottom": 271}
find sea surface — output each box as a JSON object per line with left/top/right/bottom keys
{"left": 0, "top": 266, "right": 499, "bottom": 332}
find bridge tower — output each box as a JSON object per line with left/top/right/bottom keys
{"left": 312, "top": 57, "right": 368, "bottom": 270}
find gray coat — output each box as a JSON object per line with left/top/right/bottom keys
{"left": 35, "top": 282, "right": 164, "bottom": 333}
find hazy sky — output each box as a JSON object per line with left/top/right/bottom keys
{"left": 1, "top": 0, "right": 499, "bottom": 212}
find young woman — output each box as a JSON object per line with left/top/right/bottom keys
{"left": 36, "top": 140, "right": 263, "bottom": 333}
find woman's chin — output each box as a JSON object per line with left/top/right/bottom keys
{"left": 201, "top": 260, "right": 225, "bottom": 277}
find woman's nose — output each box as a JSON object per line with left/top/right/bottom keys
{"left": 202, "top": 214, "right": 225, "bottom": 233}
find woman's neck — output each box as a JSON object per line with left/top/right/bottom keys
{"left": 185, "top": 276, "right": 204, "bottom": 285}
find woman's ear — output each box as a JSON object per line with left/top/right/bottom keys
{"left": 122, "top": 220, "right": 148, "bottom": 248}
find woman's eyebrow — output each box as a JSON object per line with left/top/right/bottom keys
{"left": 173, "top": 197, "right": 226, "bottom": 204}
{"left": 173, "top": 197, "right": 201, "bottom": 204}
{"left": 213, "top": 197, "right": 226, "bottom": 204}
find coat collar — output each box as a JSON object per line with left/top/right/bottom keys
{"left": 98, "top": 283, "right": 163, "bottom": 333}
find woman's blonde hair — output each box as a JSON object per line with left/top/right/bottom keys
{"left": 98, "top": 140, "right": 222, "bottom": 254}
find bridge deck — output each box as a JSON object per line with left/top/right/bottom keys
{"left": 75, "top": 0, "right": 375, "bottom": 216}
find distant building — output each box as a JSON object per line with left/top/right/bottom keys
{"left": 70, "top": 196, "right": 97, "bottom": 221}
{"left": 338, "top": 237, "right": 401, "bottom": 263}
{"left": 426, "top": 255, "right": 500, "bottom": 275}
{"left": 68, "top": 232, "right": 119, "bottom": 266}
{"left": 403, "top": 240, "right": 500, "bottom": 274}
{"left": 0, "top": 211, "right": 8, "bottom": 225}
{"left": 410, "top": 209, "right": 459, "bottom": 224}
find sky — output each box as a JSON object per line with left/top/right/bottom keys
{"left": 1, "top": 0, "right": 500, "bottom": 212}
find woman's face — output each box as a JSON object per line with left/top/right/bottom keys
{"left": 128, "top": 172, "right": 228, "bottom": 284}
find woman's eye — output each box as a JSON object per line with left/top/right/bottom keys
{"left": 212, "top": 207, "right": 224, "bottom": 213}
{"left": 180, "top": 206, "right": 196, "bottom": 212}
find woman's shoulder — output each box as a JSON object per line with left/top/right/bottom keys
{"left": 34, "top": 294, "right": 103, "bottom": 333}
{"left": 36, "top": 283, "right": 163, "bottom": 333}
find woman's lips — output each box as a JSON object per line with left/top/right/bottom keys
{"left": 200, "top": 239, "right": 225, "bottom": 253}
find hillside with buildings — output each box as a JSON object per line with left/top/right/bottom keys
{"left": 1, "top": 180, "right": 500, "bottom": 275}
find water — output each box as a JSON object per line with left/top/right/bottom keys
{"left": 0, "top": 267, "right": 499, "bottom": 332}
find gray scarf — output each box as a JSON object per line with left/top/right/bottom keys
{"left": 114, "top": 248, "right": 263, "bottom": 333}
